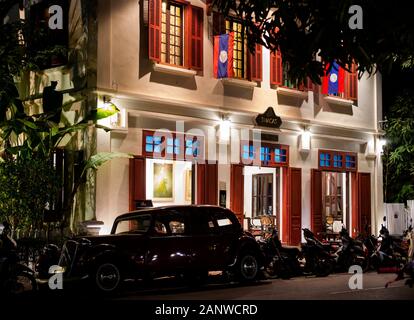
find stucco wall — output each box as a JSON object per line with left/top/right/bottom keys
{"left": 97, "top": 0, "right": 381, "bottom": 132}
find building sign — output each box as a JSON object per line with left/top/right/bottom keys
{"left": 255, "top": 107, "right": 282, "bottom": 129}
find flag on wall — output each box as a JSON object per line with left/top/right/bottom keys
{"left": 213, "top": 32, "right": 234, "bottom": 78}
{"left": 322, "top": 61, "right": 345, "bottom": 95}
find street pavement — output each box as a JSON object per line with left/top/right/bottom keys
{"left": 117, "top": 272, "right": 414, "bottom": 300}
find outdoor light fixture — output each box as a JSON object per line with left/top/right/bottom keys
{"left": 379, "top": 138, "right": 387, "bottom": 152}
{"left": 299, "top": 128, "right": 312, "bottom": 152}
{"left": 219, "top": 115, "right": 231, "bottom": 143}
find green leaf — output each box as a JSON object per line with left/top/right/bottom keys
{"left": 96, "top": 103, "right": 120, "bottom": 120}
{"left": 17, "top": 118, "right": 38, "bottom": 130}
{"left": 85, "top": 152, "right": 133, "bottom": 171}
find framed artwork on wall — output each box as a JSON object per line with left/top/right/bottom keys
{"left": 185, "top": 169, "right": 192, "bottom": 202}
{"left": 153, "top": 163, "right": 174, "bottom": 201}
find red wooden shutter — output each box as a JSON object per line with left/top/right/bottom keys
{"left": 358, "top": 172, "right": 371, "bottom": 236}
{"left": 311, "top": 169, "right": 323, "bottom": 238}
{"left": 289, "top": 168, "right": 302, "bottom": 245}
{"left": 149, "top": 0, "right": 161, "bottom": 62}
{"left": 230, "top": 164, "right": 244, "bottom": 224}
{"left": 351, "top": 172, "right": 359, "bottom": 237}
{"left": 196, "top": 163, "right": 218, "bottom": 205}
{"left": 190, "top": 6, "right": 203, "bottom": 71}
{"left": 249, "top": 44, "right": 262, "bottom": 82}
{"left": 346, "top": 63, "right": 358, "bottom": 101}
{"left": 282, "top": 167, "right": 289, "bottom": 244}
{"left": 270, "top": 51, "right": 283, "bottom": 85}
{"left": 129, "top": 157, "right": 146, "bottom": 211}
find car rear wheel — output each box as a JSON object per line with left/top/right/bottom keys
{"left": 236, "top": 252, "right": 259, "bottom": 282}
{"left": 93, "top": 262, "right": 121, "bottom": 293}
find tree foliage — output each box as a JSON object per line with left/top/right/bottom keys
{"left": 212, "top": 0, "right": 414, "bottom": 84}
{"left": 383, "top": 92, "right": 414, "bottom": 203}
{"left": 0, "top": 155, "right": 60, "bottom": 228}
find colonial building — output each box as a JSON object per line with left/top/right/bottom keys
{"left": 94, "top": 0, "right": 384, "bottom": 244}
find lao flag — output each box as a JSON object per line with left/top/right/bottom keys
{"left": 322, "top": 61, "right": 345, "bottom": 95}
{"left": 214, "top": 33, "right": 234, "bottom": 79}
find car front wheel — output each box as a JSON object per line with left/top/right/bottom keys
{"left": 236, "top": 252, "right": 259, "bottom": 282}
{"left": 93, "top": 262, "right": 121, "bottom": 293}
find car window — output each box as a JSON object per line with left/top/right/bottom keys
{"left": 211, "top": 208, "right": 239, "bottom": 233}
{"left": 151, "top": 210, "right": 188, "bottom": 236}
{"left": 169, "top": 221, "right": 185, "bottom": 234}
{"left": 114, "top": 215, "right": 152, "bottom": 234}
{"left": 154, "top": 220, "right": 168, "bottom": 235}
{"left": 189, "top": 208, "right": 216, "bottom": 235}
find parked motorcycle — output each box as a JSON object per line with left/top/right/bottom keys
{"left": 257, "top": 228, "right": 301, "bottom": 279}
{"left": 334, "top": 226, "right": 366, "bottom": 272}
{"left": 301, "top": 228, "right": 336, "bottom": 277}
{"left": 370, "top": 223, "right": 408, "bottom": 272}
{"left": 0, "top": 222, "right": 37, "bottom": 297}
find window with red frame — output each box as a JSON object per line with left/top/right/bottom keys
{"left": 149, "top": 0, "right": 204, "bottom": 71}
{"left": 213, "top": 12, "right": 262, "bottom": 81}
{"left": 323, "top": 62, "right": 358, "bottom": 101}
{"left": 241, "top": 143, "right": 289, "bottom": 166}
{"left": 270, "top": 51, "right": 313, "bottom": 91}
{"left": 319, "top": 150, "right": 357, "bottom": 171}
{"left": 143, "top": 130, "right": 204, "bottom": 160}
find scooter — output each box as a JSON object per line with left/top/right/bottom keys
{"left": 335, "top": 226, "right": 366, "bottom": 272}
{"left": 257, "top": 227, "right": 301, "bottom": 279}
{"left": 301, "top": 228, "right": 336, "bottom": 277}
{"left": 371, "top": 223, "right": 407, "bottom": 272}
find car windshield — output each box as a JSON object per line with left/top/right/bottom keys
{"left": 113, "top": 215, "right": 152, "bottom": 234}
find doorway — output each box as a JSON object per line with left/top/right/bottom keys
{"left": 243, "top": 167, "right": 281, "bottom": 237}
{"left": 321, "top": 171, "right": 351, "bottom": 237}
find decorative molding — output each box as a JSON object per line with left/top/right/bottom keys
{"left": 153, "top": 64, "right": 197, "bottom": 77}
{"left": 221, "top": 78, "right": 257, "bottom": 88}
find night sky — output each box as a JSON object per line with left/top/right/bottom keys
{"left": 382, "top": 67, "right": 414, "bottom": 116}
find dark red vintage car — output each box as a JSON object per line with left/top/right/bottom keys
{"left": 58, "top": 205, "right": 263, "bottom": 293}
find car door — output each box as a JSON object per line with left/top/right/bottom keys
{"left": 209, "top": 208, "right": 241, "bottom": 267}
{"left": 146, "top": 209, "right": 193, "bottom": 276}
{"left": 187, "top": 207, "right": 218, "bottom": 269}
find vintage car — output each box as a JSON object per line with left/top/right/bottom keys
{"left": 58, "top": 205, "right": 263, "bottom": 293}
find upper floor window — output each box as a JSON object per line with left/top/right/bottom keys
{"left": 213, "top": 12, "right": 262, "bottom": 82}
{"left": 319, "top": 150, "right": 357, "bottom": 172}
{"left": 161, "top": 1, "right": 183, "bottom": 66}
{"left": 322, "top": 62, "right": 358, "bottom": 101}
{"left": 225, "top": 19, "right": 246, "bottom": 79}
{"left": 143, "top": 130, "right": 204, "bottom": 161}
{"left": 149, "top": 0, "right": 203, "bottom": 71}
{"left": 270, "top": 51, "right": 313, "bottom": 91}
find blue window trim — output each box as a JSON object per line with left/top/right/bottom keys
{"left": 143, "top": 130, "right": 204, "bottom": 160}
{"left": 241, "top": 143, "right": 289, "bottom": 166}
